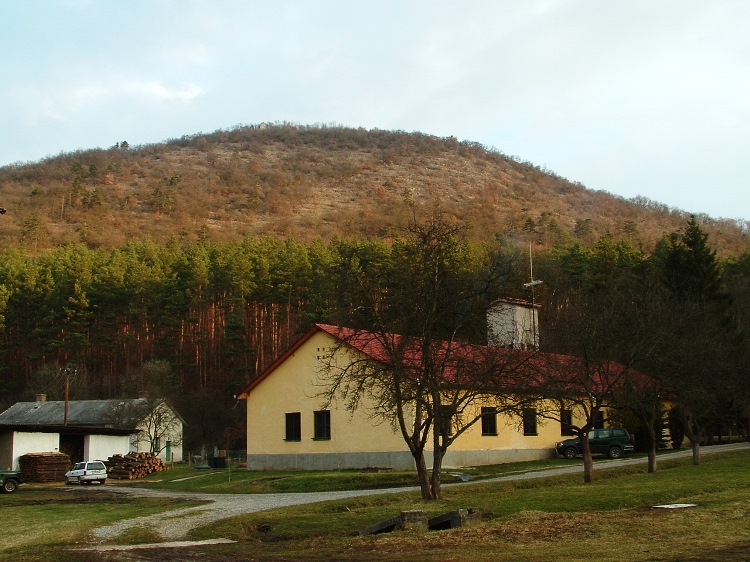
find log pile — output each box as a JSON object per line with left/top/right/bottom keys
{"left": 105, "top": 452, "right": 167, "bottom": 480}
{"left": 19, "top": 452, "right": 71, "bottom": 482}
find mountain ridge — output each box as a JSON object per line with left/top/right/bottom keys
{"left": 1, "top": 124, "right": 747, "bottom": 255}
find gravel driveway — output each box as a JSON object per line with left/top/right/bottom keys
{"left": 87, "top": 441, "right": 749, "bottom": 546}
{"left": 90, "top": 485, "right": 417, "bottom": 543}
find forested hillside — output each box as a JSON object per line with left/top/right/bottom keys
{"left": 1, "top": 123, "right": 748, "bottom": 254}
{"left": 1, "top": 124, "right": 748, "bottom": 451}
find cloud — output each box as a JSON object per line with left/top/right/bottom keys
{"left": 131, "top": 81, "right": 205, "bottom": 103}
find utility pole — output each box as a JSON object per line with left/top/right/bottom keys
{"left": 62, "top": 367, "right": 77, "bottom": 427}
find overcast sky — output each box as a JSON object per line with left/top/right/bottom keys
{"left": 2, "top": 0, "right": 749, "bottom": 220}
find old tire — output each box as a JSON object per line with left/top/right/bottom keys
{"left": 563, "top": 447, "right": 578, "bottom": 459}
{"left": 608, "top": 446, "right": 623, "bottom": 459}
{"left": 2, "top": 479, "right": 18, "bottom": 493}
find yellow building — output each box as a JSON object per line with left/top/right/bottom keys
{"left": 237, "top": 323, "right": 588, "bottom": 470}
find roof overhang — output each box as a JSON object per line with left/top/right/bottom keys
{"left": 0, "top": 424, "right": 137, "bottom": 436}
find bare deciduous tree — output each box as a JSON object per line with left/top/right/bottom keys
{"left": 319, "top": 217, "right": 530, "bottom": 500}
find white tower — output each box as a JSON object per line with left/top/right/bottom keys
{"left": 486, "top": 298, "right": 540, "bottom": 350}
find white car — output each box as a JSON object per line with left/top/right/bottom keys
{"left": 64, "top": 461, "right": 108, "bottom": 485}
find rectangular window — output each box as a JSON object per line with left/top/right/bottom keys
{"left": 522, "top": 408, "right": 538, "bottom": 436}
{"left": 438, "top": 405, "right": 455, "bottom": 439}
{"left": 594, "top": 410, "right": 605, "bottom": 429}
{"left": 285, "top": 412, "right": 301, "bottom": 441}
{"left": 481, "top": 407, "right": 498, "bottom": 436}
{"left": 313, "top": 410, "right": 331, "bottom": 440}
{"left": 560, "top": 408, "right": 575, "bottom": 436}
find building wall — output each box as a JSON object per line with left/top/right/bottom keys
{"left": 84, "top": 434, "right": 131, "bottom": 461}
{"left": 246, "top": 331, "right": 408, "bottom": 469}
{"left": 445, "top": 401, "right": 592, "bottom": 466}
{"left": 245, "top": 330, "right": 586, "bottom": 470}
{"left": 10, "top": 432, "right": 60, "bottom": 471}
{"left": 487, "top": 301, "right": 539, "bottom": 349}
{"left": 132, "top": 403, "right": 184, "bottom": 462}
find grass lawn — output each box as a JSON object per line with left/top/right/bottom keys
{"left": 134, "top": 456, "right": 574, "bottom": 493}
{"left": 181, "top": 450, "right": 750, "bottom": 561}
{"left": 3, "top": 449, "right": 749, "bottom": 561}
{"left": 0, "top": 485, "right": 207, "bottom": 561}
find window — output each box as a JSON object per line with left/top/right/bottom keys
{"left": 593, "top": 410, "right": 605, "bottom": 429}
{"left": 285, "top": 412, "right": 301, "bottom": 441}
{"left": 438, "top": 405, "right": 455, "bottom": 439}
{"left": 313, "top": 410, "right": 331, "bottom": 440}
{"left": 522, "top": 408, "right": 538, "bottom": 436}
{"left": 481, "top": 407, "right": 498, "bottom": 436}
{"left": 560, "top": 408, "right": 575, "bottom": 436}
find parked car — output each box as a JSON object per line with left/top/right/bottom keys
{"left": 555, "top": 428, "right": 635, "bottom": 459}
{"left": 64, "top": 461, "right": 108, "bottom": 484}
{"left": 1, "top": 470, "right": 23, "bottom": 493}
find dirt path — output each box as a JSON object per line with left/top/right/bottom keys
{"left": 88, "top": 485, "right": 417, "bottom": 543}
{"left": 81, "top": 441, "right": 749, "bottom": 552}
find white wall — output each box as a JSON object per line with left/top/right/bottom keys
{"left": 11, "top": 432, "right": 60, "bottom": 471}
{"left": 133, "top": 404, "right": 184, "bottom": 462}
{"left": 84, "top": 434, "right": 131, "bottom": 461}
{"left": 487, "top": 301, "right": 538, "bottom": 349}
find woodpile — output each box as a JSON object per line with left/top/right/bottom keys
{"left": 105, "top": 452, "right": 167, "bottom": 480}
{"left": 19, "top": 452, "right": 71, "bottom": 482}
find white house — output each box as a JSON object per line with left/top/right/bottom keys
{"left": 0, "top": 397, "right": 184, "bottom": 470}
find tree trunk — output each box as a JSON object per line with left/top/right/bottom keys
{"left": 413, "top": 452, "right": 432, "bottom": 500}
{"left": 646, "top": 424, "right": 658, "bottom": 473}
{"left": 429, "top": 448, "right": 445, "bottom": 500}
{"left": 581, "top": 435, "right": 595, "bottom": 483}
{"left": 683, "top": 411, "right": 702, "bottom": 466}
{"left": 691, "top": 439, "right": 701, "bottom": 465}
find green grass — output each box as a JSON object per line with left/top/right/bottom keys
{"left": 136, "top": 456, "right": 574, "bottom": 493}
{"left": 0, "top": 486, "right": 206, "bottom": 561}
{"left": 186, "top": 450, "right": 750, "bottom": 561}
{"left": 4, "top": 450, "right": 749, "bottom": 561}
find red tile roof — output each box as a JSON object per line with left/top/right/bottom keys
{"left": 236, "top": 323, "right": 647, "bottom": 399}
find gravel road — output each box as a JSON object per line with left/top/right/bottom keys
{"left": 88, "top": 441, "right": 749, "bottom": 545}
{"left": 90, "top": 485, "right": 417, "bottom": 542}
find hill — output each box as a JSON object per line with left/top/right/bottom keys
{"left": 1, "top": 123, "right": 747, "bottom": 254}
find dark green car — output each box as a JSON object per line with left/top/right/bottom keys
{"left": 555, "top": 428, "right": 635, "bottom": 459}
{"left": 1, "top": 470, "right": 23, "bottom": 493}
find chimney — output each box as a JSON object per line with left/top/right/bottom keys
{"left": 35, "top": 394, "right": 47, "bottom": 402}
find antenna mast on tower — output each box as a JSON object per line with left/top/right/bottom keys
{"left": 523, "top": 244, "right": 542, "bottom": 350}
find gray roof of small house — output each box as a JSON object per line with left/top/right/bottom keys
{"left": 0, "top": 398, "right": 174, "bottom": 432}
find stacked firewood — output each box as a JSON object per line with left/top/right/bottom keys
{"left": 19, "top": 452, "right": 71, "bottom": 482}
{"left": 105, "top": 452, "right": 167, "bottom": 480}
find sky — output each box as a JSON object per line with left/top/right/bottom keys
{"left": 2, "top": 0, "right": 749, "bottom": 220}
